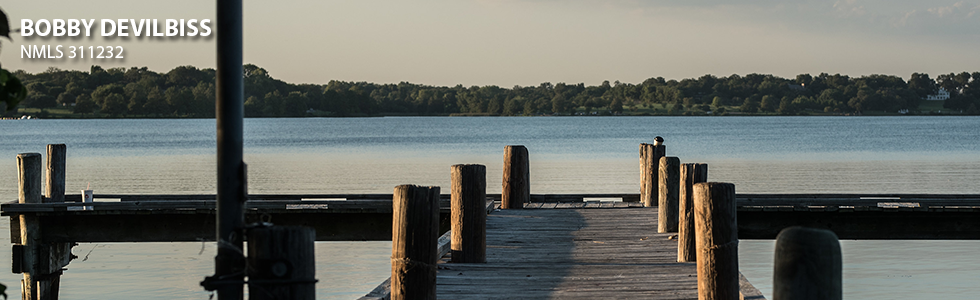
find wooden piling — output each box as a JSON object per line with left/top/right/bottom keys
{"left": 641, "top": 143, "right": 665, "bottom": 207}
{"left": 773, "top": 227, "right": 842, "bottom": 300}
{"left": 17, "top": 153, "right": 42, "bottom": 300}
{"left": 502, "top": 145, "right": 529, "bottom": 209}
{"left": 678, "top": 163, "right": 707, "bottom": 262}
{"left": 392, "top": 185, "right": 440, "bottom": 300}
{"left": 247, "top": 226, "right": 316, "bottom": 300}
{"left": 693, "top": 182, "right": 739, "bottom": 300}
{"left": 42, "top": 144, "right": 72, "bottom": 300}
{"left": 451, "top": 164, "right": 487, "bottom": 263}
{"left": 658, "top": 156, "right": 680, "bottom": 233}
{"left": 18, "top": 153, "right": 43, "bottom": 204}
{"left": 639, "top": 143, "right": 649, "bottom": 207}
{"left": 45, "top": 144, "right": 66, "bottom": 203}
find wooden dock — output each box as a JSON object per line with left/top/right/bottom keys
{"left": 439, "top": 203, "right": 704, "bottom": 299}
{"left": 5, "top": 193, "right": 978, "bottom": 299}
{"left": 364, "top": 202, "right": 766, "bottom": 299}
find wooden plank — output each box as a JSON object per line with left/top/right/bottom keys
{"left": 437, "top": 208, "right": 699, "bottom": 299}
{"left": 359, "top": 278, "right": 391, "bottom": 300}
{"left": 554, "top": 203, "right": 576, "bottom": 209}
{"left": 739, "top": 272, "right": 767, "bottom": 300}
{"left": 428, "top": 207, "right": 768, "bottom": 299}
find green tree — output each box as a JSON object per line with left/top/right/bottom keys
{"left": 609, "top": 97, "right": 623, "bottom": 113}
{"left": 711, "top": 96, "right": 725, "bottom": 108}
{"left": 22, "top": 94, "right": 56, "bottom": 109}
{"left": 777, "top": 98, "right": 796, "bottom": 115}
{"left": 280, "top": 91, "right": 308, "bottom": 117}
{"left": 759, "top": 95, "right": 777, "bottom": 112}
{"left": 907, "top": 73, "right": 936, "bottom": 98}
{"left": 142, "top": 87, "right": 169, "bottom": 116}
{"left": 740, "top": 98, "right": 759, "bottom": 113}
{"left": 56, "top": 90, "right": 78, "bottom": 107}
{"left": 523, "top": 97, "right": 536, "bottom": 115}
{"left": 244, "top": 96, "right": 264, "bottom": 117}
{"left": 164, "top": 86, "right": 195, "bottom": 116}
{"left": 166, "top": 65, "right": 206, "bottom": 87}
{"left": 487, "top": 98, "right": 502, "bottom": 115}
{"left": 502, "top": 97, "right": 521, "bottom": 116}
{"left": 551, "top": 94, "right": 569, "bottom": 114}
{"left": 192, "top": 82, "right": 216, "bottom": 117}
{"left": 73, "top": 94, "right": 95, "bottom": 115}
{"left": 966, "top": 103, "right": 978, "bottom": 115}
{"left": 90, "top": 84, "right": 126, "bottom": 115}
{"left": 944, "top": 94, "right": 978, "bottom": 110}
{"left": 101, "top": 93, "right": 127, "bottom": 116}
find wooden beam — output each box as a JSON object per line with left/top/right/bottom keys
{"left": 32, "top": 210, "right": 450, "bottom": 243}
{"left": 738, "top": 210, "right": 980, "bottom": 239}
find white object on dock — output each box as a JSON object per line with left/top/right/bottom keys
{"left": 82, "top": 190, "right": 94, "bottom": 210}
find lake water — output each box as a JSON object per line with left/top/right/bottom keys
{"left": 0, "top": 116, "right": 978, "bottom": 299}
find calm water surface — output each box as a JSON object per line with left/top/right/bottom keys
{"left": 0, "top": 116, "right": 978, "bottom": 299}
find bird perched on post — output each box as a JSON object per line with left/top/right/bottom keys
{"left": 653, "top": 136, "right": 664, "bottom": 146}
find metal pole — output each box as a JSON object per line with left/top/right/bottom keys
{"left": 206, "top": 0, "right": 246, "bottom": 299}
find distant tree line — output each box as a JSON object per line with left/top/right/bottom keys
{"left": 10, "top": 65, "right": 980, "bottom": 117}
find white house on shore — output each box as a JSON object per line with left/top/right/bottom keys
{"left": 926, "top": 88, "right": 950, "bottom": 101}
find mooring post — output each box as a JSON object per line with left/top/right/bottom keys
{"left": 40, "top": 144, "right": 73, "bottom": 300}
{"left": 247, "top": 226, "right": 316, "bottom": 300}
{"left": 502, "top": 145, "right": 529, "bottom": 209}
{"left": 694, "top": 182, "right": 739, "bottom": 300}
{"left": 658, "top": 156, "right": 680, "bottom": 233}
{"left": 392, "top": 185, "right": 440, "bottom": 300}
{"left": 773, "top": 227, "right": 842, "bottom": 300}
{"left": 639, "top": 143, "right": 649, "bottom": 206}
{"left": 678, "top": 163, "right": 707, "bottom": 262}
{"left": 17, "top": 153, "right": 42, "bottom": 300}
{"left": 45, "top": 144, "right": 66, "bottom": 203}
{"left": 451, "top": 164, "right": 487, "bottom": 263}
{"left": 641, "top": 142, "right": 665, "bottom": 207}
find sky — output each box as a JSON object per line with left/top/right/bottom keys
{"left": 2, "top": 0, "right": 979, "bottom": 87}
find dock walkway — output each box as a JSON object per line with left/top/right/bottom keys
{"left": 434, "top": 203, "right": 763, "bottom": 299}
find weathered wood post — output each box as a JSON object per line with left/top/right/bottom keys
{"left": 17, "top": 153, "right": 42, "bottom": 300}
{"left": 678, "top": 163, "right": 707, "bottom": 262}
{"left": 640, "top": 141, "right": 665, "bottom": 207}
{"left": 502, "top": 145, "right": 529, "bottom": 209}
{"left": 247, "top": 226, "right": 316, "bottom": 300}
{"left": 658, "top": 156, "right": 680, "bottom": 233}
{"left": 773, "top": 227, "right": 842, "bottom": 300}
{"left": 639, "top": 143, "right": 649, "bottom": 206}
{"left": 694, "top": 182, "right": 739, "bottom": 300}
{"left": 42, "top": 144, "right": 73, "bottom": 300}
{"left": 45, "top": 144, "right": 66, "bottom": 203}
{"left": 451, "top": 164, "right": 487, "bottom": 263}
{"left": 391, "top": 185, "right": 440, "bottom": 300}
